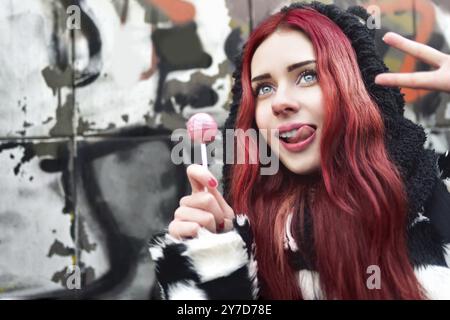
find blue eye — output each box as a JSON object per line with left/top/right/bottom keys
{"left": 255, "top": 84, "right": 273, "bottom": 97}
{"left": 304, "top": 74, "right": 316, "bottom": 82}
{"left": 297, "top": 70, "right": 317, "bottom": 86}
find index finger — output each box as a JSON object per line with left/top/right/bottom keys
{"left": 186, "top": 164, "right": 218, "bottom": 194}
{"left": 375, "top": 70, "right": 439, "bottom": 90}
{"left": 186, "top": 164, "right": 234, "bottom": 220}
{"left": 383, "top": 32, "right": 447, "bottom": 67}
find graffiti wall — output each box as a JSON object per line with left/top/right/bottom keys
{"left": 0, "top": 0, "right": 449, "bottom": 299}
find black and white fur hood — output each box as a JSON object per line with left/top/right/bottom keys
{"left": 149, "top": 2, "right": 450, "bottom": 300}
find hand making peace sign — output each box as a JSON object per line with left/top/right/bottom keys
{"left": 375, "top": 32, "right": 450, "bottom": 93}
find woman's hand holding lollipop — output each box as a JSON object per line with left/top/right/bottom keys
{"left": 168, "top": 113, "right": 235, "bottom": 239}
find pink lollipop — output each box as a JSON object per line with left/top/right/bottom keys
{"left": 186, "top": 112, "right": 218, "bottom": 145}
{"left": 187, "top": 113, "right": 218, "bottom": 191}
{"left": 186, "top": 113, "right": 222, "bottom": 229}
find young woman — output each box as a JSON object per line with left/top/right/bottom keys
{"left": 149, "top": 2, "right": 450, "bottom": 300}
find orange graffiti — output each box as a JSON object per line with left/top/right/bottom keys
{"left": 149, "top": 0, "right": 195, "bottom": 25}
{"left": 140, "top": 1, "right": 195, "bottom": 80}
{"left": 367, "top": 0, "right": 436, "bottom": 103}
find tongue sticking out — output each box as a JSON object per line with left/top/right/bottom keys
{"left": 285, "top": 125, "right": 316, "bottom": 144}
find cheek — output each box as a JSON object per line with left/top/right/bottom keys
{"left": 255, "top": 106, "right": 272, "bottom": 143}
{"left": 313, "top": 90, "right": 325, "bottom": 123}
{"left": 315, "top": 103, "right": 325, "bottom": 125}
{"left": 255, "top": 102, "right": 272, "bottom": 128}
{"left": 255, "top": 106, "right": 264, "bottom": 128}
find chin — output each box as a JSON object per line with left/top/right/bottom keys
{"left": 286, "top": 165, "right": 318, "bottom": 175}
{"left": 281, "top": 158, "right": 321, "bottom": 175}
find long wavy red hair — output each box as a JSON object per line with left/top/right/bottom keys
{"left": 227, "top": 7, "right": 425, "bottom": 299}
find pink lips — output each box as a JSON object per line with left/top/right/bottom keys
{"left": 280, "top": 131, "right": 316, "bottom": 152}
{"left": 278, "top": 124, "right": 317, "bottom": 152}
{"left": 277, "top": 122, "right": 315, "bottom": 135}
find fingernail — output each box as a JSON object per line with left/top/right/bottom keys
{"left": 217, "top": 220, "right": 225, "bottom": 232}
{"left": 208, "top": 178, "right": 218, "bottom": 188}
{"left": 383, "top": 32, "right": 396, "bottom": 42}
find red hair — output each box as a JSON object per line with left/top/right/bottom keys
{"left": 227, "top": 8, "right": 425, "bottom": 299}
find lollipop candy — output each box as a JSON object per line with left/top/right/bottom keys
{"left": 187, "top": 113, "right": 218, "bottom": 192}
{"left": 186, "top": 112, "right": 218, "bottom": 168}
{"left": 187, "top": 112, "right": 218, "bottom": 143}
{"left": 186, "top": 113, "right": 224, "bottom": 231}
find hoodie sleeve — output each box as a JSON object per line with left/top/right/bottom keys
{"left": 148, "top": 214, "right": 259, "bottom": 300}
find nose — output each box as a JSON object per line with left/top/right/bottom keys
{"left": 271, "top": 88, "right": 300, "bottom": 116}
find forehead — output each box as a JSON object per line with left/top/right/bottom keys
{"left": 251, "top": 29, "right": 315, "bottom": 75}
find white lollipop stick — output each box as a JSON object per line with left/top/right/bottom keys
{"left": 201, "top": 143, "right": 208, "bottom": 191}
{"left": 186, "top": 113, "right": 218, "bottom": 192}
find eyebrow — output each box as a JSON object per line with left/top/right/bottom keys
{"left": 251, "top": 60, "right": 316, "bottom": 82}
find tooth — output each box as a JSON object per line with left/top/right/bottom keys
{"left": 281, "top": 129, "right": 296, "bottom": 138}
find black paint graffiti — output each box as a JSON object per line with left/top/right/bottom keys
{"left": 151, "top": 22, "right": 212, "bottom": 113}
{"left": 0, "top": 127, "right": 188, "bottom": 298}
